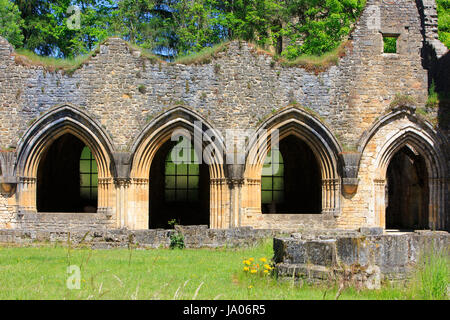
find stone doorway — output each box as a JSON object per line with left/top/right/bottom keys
{"left": 385, "top": 146, "right": 429, "bottom": 229}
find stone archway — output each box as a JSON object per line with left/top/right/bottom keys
{"left": 15, "top": 105, "right": 115, "bottom": 215}
{"left": 129, "top": 106, "right": 227, "bottom": 229}
{"left": 242, "top": 107, "right": 342, "bottom": 228}
{"left": 369, "top": 125, "right": 446, "bottom": 230}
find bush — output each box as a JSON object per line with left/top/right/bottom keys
{"left": 168, "top": 219, "right": 185, "bottom": 250}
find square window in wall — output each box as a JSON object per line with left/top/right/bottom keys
{"left": 383, "top": 35, "right": 398, "bottom": 53}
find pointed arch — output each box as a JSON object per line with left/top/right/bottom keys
{"left": 361, "top": 109, "right": 448, "bottom": 230}
{"left": 15, "top": 104, "right": 116, "bottom": 213}
{"left": 243, "top": 107, "right": 343, "bottom": 218}
{"left": 130, "top": 106, "right": 225, "bottom": 180}
{"left": 128, "top": 106, "right": 228, "bottom": 229}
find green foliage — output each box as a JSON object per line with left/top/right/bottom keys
{"left": 172, "top": 0, "right": 227, "bottom": 55}
{"left": 436, "top": 0, "right": 450, "bottom": 48}
{"left": 8, "top": 0, "right": 447, "bottom": 62}
{"left": 426, "top": 80, "right": 439, "bottom": 109}
{"left": 389, "top": 93, "right": 416, "bottom": 109}
{"left": 12, "top": 0, "right": 114, "bottom": 57}
{"left": 0, "top": 0, "right": 24, "bottom": 47}
{"left": 169, "top": 232, "right": 185, "bottom": 249}
{"left": 280, "top": 0, "right": 366, "bottom": 58}
{"left": 7, "top": 0, "right": 367, "bottom": 61}
{"left": 383, "top": 36, "right": 397, "bottom": 53}
{"left": 221, "top": 0, "right": 283, "bottom": 48}
{"left": 168, "top": 219, "right": 185, "bottom": 249}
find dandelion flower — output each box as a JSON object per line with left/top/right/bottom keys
{"left": 250, "top": 269, "right": 257, "bottom": 274}
{"left": 264, "top": 264, "right": 271, "bottom": 270}
{"left": 263, "top": 270, "right": 269, "bottom": 274}
{"left": 249, "top": 258, "right": 254, "bottom": 262}
{"left": 243, "top": 267, "right": 249, "bottom": 272}
{"left": 260, "top": 258, "right": 267, "bottom": 263}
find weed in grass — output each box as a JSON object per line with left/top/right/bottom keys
{"left": 412, "top": 246, "right": 449, "bottom": 299}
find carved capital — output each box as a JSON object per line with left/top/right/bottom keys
{"left": 114, "top": 178, "right": 131, "bottom": 187}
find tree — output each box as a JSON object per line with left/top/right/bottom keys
{"left": 281, "top": 0, "right": 366, "bottom": 58}
{"left": 172, "top": 0, "right": 226, "bottom": 54}
{"left": 0, "top": 0, "right": 25, "bottom": 48}
{"left": 12, "top": 0, "right": 115, "bottom": 57}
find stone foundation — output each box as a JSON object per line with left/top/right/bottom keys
{"left": 0, "top": 225, "right": 281, "bottom": 249}
{"left": 273, "top": 229, "right": 450, "bottom": 289}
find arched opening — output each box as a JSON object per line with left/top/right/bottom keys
{"left": 261, "top": 135, "right": 321, "bottom": 213}
{"left": 385, "top": 146, "right": 429, "bottom": 230}
{"left": 36, "top": 133, "right": 98, "bottom": 213}
{"left": 148, "top": 138, "right": 210, "bottom": 228}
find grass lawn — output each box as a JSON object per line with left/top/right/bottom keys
{"left": 0, "top": 239, "right": 447, "bottom": 300}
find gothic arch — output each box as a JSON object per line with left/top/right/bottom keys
{"left": 243, "top": 107, "right": 343, "bottom": 217}
{"left": 127, "top": 106, "right": 228, "bottom": 229}
{"left": 15, "top": 104, "right": 116, "bottom": 213}
{"left": 360, "top": 109, "right": 447, "bottom": 230}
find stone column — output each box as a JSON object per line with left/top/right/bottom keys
{"left": 228, "top": 178, "right": 244, "bottom": 228}
{"left": 114, "top": 178, "right": 130, "bottom": 228}
{"left": 428, "top": 177, "right": 444, "bottom": 230}
{"left": 130, "top": 178, "right": 149, "bottom": 229}
{"left": 210, "top": 178, "right": 227, "bottom": 229}
{"left": 373, "top": 179, "right": 386, "bottom": 228}
{"left": 18, "top": 177, "right": 37, "bottom": 213}
{"left": 322, "top": 178, "right": 340, "bottom": 217}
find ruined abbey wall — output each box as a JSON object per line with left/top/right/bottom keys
{"left": 0, "top": 0, "right": 447, "bottom": 232}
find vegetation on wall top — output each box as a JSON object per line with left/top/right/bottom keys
{"left": 0, "top": 0, "right": 366, "bottom": 62}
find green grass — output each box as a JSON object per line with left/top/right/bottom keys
{"left": 14, "top": 48, "right": 96, "bottom": 74}
{"left": 11, "top": 37, "right": 350, "bottom": 74}
{"left": 172, "top": 42, "right": 229, "bottom": 65}
{"left": 411, "top": 246, "right": 449, "bottom": 300}
{"left": 280, "top": 41, "right": 350, "bottom": 72}
{"left": 0, "top": 239, "right": 447, "bottom": 300}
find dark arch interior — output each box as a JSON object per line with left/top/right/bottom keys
{"left": 386, "top": 146, "right": 429, "bottom": 230}
{"left": 37, "top": 133, "right": 97, "bottom": 213}
{"left": 149, "top": 139, "right": 210, "bottom": 228}
{"left": 262, "top": 135, "right": 322, "bottom": 214}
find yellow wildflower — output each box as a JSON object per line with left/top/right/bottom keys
{"left": 250, "top": 269, "right": 257, "bottom": 274}
{"left": 264, "top": 264, "right": 271, "bottom": 270}
{"left": 243, "top": 266, "right": 249, "bottom": 272}
{"left": 249, "top": 258, "right": 254, "bottom": 262}
{"left": 248, "top": 285, "right": 253, "bottom": 289}
{"left": 260, "top": 258, "right": 267, "bottom": 263}
{"left": 243, "top": 260, "right": 251, "bottom": 266}
{"left": 263, "top": 270, "right": 269, "bottom": 274}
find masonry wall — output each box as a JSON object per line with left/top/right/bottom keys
{"left": 0, "top": 0, "right": 429, "bottom": 151}
{"left": 0, "top": 0, "right": 447, "bottom": 232}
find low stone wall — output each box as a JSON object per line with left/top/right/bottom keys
{"left": 16, "top": 212, "right": 114, "bottom": 231}
{"left": 0, "top": 225, "right": 280, "bottom": 249}
{"left": 273, "top": 229, "right": 450, "bottom": 289}
{"left": 241, "top": 213, "right": 336, "bottom": 231}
